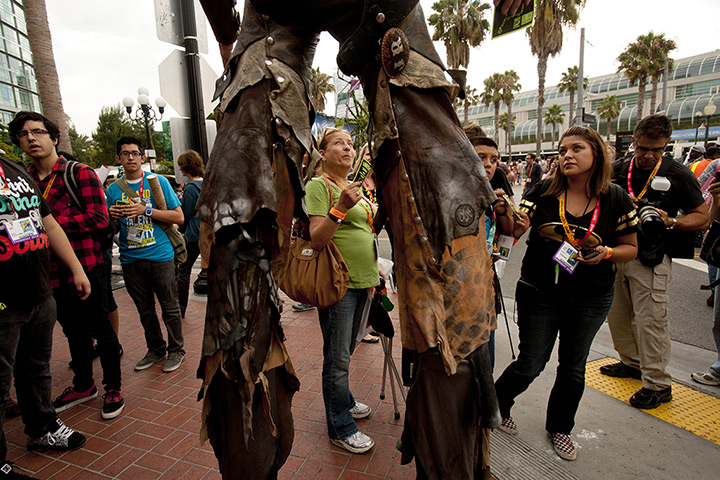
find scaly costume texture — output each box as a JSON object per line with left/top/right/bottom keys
{"left": 197, "top": 1, "right": 500, "bottom": 478}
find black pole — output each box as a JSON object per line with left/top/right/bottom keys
{"left": 141, "top": 105, "right": 155, "bottom": 171}
{"left": 179, "top": 0, "right": 209, "bottom": 161}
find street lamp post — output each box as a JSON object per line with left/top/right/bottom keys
{"left": 703, "top": 99, "right": 716, "bottom": 148}
{"left": 122, "top": 87, "right": 167, "bottom": 171}
{"left": 694, "top": 110, "right": 704, "bottom": 145}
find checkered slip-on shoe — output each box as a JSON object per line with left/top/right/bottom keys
{"left": 548, "top": 432, "right": 576, "bottom": 461}
{"left": 497, "top": 417, "right": 518, "bottom": 435}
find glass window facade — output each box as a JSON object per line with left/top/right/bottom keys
{"left": 0, "top": 1, "right": 38, "bottom": 123}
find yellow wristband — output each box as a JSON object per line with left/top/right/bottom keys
{"left": 604, "top": 247, "right": 614, "bottom": 259}
{"left": 329, "top": 208, "right": 346, "bottom": 219}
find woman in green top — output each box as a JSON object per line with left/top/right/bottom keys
{"left": 305, "top": 128, "right": 379, "bottom": 455}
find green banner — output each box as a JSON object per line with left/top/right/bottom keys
{"left": 492, "top": 1, "right": 534, "bottom": 39}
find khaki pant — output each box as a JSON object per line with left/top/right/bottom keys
{"left": 607, "top": 256, "right": 673, "bottom": 390}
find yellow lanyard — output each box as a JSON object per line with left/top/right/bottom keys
{"left": 627, "top": 156, "right": 662, "bottom": 200}
{"left": 42, "top": 173, "right": 57, "bottom": 199}
{"left": 323, "top": 173, "right": 377, "bottom": 231}
{"left": 558, "top": 191, "right": 600, "bottom": 248}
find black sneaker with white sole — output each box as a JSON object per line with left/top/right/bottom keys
{"left": 26, "top": 418, "right": 86, "bottom": 451}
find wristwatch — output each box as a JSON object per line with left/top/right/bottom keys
{"left": 668, "top": 217, "right": 677, "bottom": 230}
{"left": 145, "top": 206, "right": 153, "bottom": 217}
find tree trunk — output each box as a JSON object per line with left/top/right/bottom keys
{"left": 536, "top": 54, "right": 548, "bottom": 155}
{"left": 607, "top": 118, "right": 611, "bottom": 142}
{"left": 551, "top": 124, "right": 556, "bottom": 151}
{"left": 637, "top": 78, "right": 647, "bottom": 122}
{"left": 494, "top": 102, "right": 500, "bottom": 144}
{"left": 650, "top": 77, "right": 659, "bottom": 114}
{"left": 463, "top": 94, "right": 469, "bottom": 126}
{"left": 568, "top": 87, "right": 575, "bottom": 128}
{"left": 507, "top": 102, "right": 513, "bottom": 158}
{"left": 24, "top": 0, "right": 71, "bottom": 153}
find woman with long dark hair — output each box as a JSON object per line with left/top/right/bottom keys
{"left": 494, "top": 126, "right": 638, "bottom": 461}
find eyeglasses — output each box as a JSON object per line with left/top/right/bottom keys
{"left": 16, "top": 129, "right": 50, "bottom": 139}
{"left": 119, "top": 151, "right": 143, "bottom": 158}
{"left": 635, "top": 145, "right": 666, "bottom": 155}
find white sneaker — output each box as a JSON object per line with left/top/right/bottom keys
{"left": 330, "top": 431, "right": 374, "bottom": 454}
{"left": 349, "top": 401, "right": 371, "bottom": 419}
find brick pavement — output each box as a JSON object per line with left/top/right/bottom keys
{"left": 4, "top": 282, "right": 414, "bottom": 479}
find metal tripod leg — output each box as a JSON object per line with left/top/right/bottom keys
{"left": 379, "top": 334, "right": 406, "bottom": 419}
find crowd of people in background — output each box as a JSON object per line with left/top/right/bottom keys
{"left": 2, "top": 105, "right": 720, "bottom": 479}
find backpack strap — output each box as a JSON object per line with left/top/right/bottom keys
{"left": 62, "top": 159, "right": 83, "bottom": 209}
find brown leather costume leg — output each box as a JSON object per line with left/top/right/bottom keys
{"left": 197, "top": 80, "right": 301, "bottom": 478}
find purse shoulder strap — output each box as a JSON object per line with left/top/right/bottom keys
{"left": 321, "top": 175, "right": 335, "bottom": 212}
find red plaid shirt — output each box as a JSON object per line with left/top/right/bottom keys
{"left": 29, "top": 156, "right": 109, "bottom": 288}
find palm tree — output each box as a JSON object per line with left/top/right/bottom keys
{"left": 544, "top": 104, "right": 565, "bottom": 151}
{"left": 24, "top": 0, "right": 72, "bottom": 152}
{"left": 480, "top": 73, "right": 504, "bottom": 143}
{"left": 643, "top": 32, "right": 677, "bottom": 113}
{"left": 557, "top": 65, "right": 588, "bottom": 127}
{"left": 596, "top": 95, "right": 622, "bottom": 142}
{"left": 527, "top": 0, "right": 585, "bottom": 155}
{"left": 500, "top": 70, "right": 521, "bottom": 153}
{"left": 499, "top": 112, "right": 516, "bottom": 158}
{"left": 310, "top": 67, "right": 335, "bottom": 113}
{"left": 618, "top": 37, "right": 651, "bottom": 121}
{"left": 428, "top": 0, "right": 491, "bottom": 125}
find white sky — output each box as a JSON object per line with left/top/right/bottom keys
{"left": 45, "top": 0, "right": 720, "bottom": 136}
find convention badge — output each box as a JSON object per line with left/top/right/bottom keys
{"left": 127, "top": 225, "right": 143, "bottom": 244}
{"left": 553, "top": 241, "right": 579, "bottom": 274}
{"left": 497, "top": 235, "right": 514, "bottom": 261}
{"left": 4, "top": 216, "right": 40, "bottom": 245}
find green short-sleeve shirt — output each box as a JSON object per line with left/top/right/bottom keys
{"left": 305, "top": 177, "right": 379, "bottom": 289}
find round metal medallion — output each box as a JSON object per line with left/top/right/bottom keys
{"left": 381, "top": 28, "right": 410, "bottom": 78}
{"left": 455, "top": 204, "right": 475, "bottom": 227}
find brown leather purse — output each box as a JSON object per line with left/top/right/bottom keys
{"left": 279, "top": 178, "right": 349, "bottom": 308}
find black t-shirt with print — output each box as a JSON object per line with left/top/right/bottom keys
{"left": 519, "top": 179, "right": 638, "bottom": 294}
{"left": 0, "top": 157, "right": 53, "bottom": 310}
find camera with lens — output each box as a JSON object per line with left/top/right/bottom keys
{"left": 637, "top": 200, "right": 666, "bottom": 240}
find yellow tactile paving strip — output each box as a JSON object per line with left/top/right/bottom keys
{"left": 586, "top": 358, "right": 720, "bottom": 445}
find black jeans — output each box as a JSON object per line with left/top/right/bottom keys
{"left": 55, "top": 265, "right": 121, "bottom": 392}
{"left": 495, "top": 281, "right": 613, "bottom": 434}
{"left": 122, "top": 259, "right": 184, "bottom": 355}
{"left": 0, "top": 296, "right": 58, "bottom": 462}
{"left": 176, "top": 241, "right": 200, "bottom": 318}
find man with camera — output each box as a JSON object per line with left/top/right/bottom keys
{"left": 601, "top": 114, "right": 709, "bottom": 409}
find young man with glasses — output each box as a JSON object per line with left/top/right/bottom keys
{"left": 601, "top": 115, "right": 709, "bottom": 408}
{"left": 8, "top": 111, "right": 125, "bottom": 421}
{"left": 106, "top": 136, "right": 186, "bottom": 374}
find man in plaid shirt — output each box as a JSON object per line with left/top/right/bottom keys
{"left": 9, "top": 111, "right": 124, "bottom": 421}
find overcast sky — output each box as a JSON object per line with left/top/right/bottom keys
{"left": 45, "top": 0, "right": 720, "bottom": 136}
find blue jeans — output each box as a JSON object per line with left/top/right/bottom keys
{"left": 317, "top": 288, "right": 369, "bottom": 440}
{"left": 122, "top": 259, "right": 184, "bottom": 355}
{"left": 711, "top": 284, "right": 720, "bottom": 376}
{"left": 0, "top": 296, "right": 59, "bottom": 462}
{"left": 495, "top": 281, "right": 614, "bottom": 434}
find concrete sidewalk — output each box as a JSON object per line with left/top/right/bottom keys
{"left": 4, "top": 283, "right": 718, "bottom": 479}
